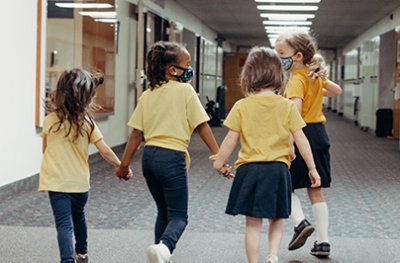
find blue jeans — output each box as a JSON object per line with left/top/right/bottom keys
{"left": 142, "top": 146, "right": 188, "bottom": 253}
{"left": 49, "top": 191, "right": 89, "bottom": 263}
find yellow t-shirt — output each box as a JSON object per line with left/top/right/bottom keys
{"left": 128, "top": 80, "right": 209, "bottom": 165}
{"left": 285, "top": 68, "right": 327, "bottom": 123}
{"left": 39, "top": 112, "right": 103, "bottom": 193}
{"left": 224, "top": 95, "right": 306, "bottom": 169}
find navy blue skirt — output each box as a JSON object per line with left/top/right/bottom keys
{"left": 225, "top": 162, "right": 292, "bottom": 219}
{"left": 291, "top": 123, "right": 331, "bottom": 190}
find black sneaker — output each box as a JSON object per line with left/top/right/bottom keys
{"left": 288, "top": 219, "right": 315, "bottom": 251}
{"left": 310, "top": 241, "right": 330, "bottom": 258}
{"left": 75, "top": 253, "right": 89, "bottom": 263}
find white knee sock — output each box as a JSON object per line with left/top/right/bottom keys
{"left": 290, "top": 192, "right": 305, "bottom": 227}
{"left": 312, "top": 202, "right": 329, "bottom": 243}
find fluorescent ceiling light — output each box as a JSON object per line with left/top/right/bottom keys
{"left": 265, "top": 27, "right": 310, "bottom": 34}
{"left": 260, "top": 13, "right": 315, "bottom": 20}
{"left": 55, "top": 3, "right": 113, "bottom": 9}
{"left": 79, "top": 11, "right": 117, "bottom": 19}
{"left": 255, "top": 0, "right": 320, "bottom": 3}
{"left": 94, "top": 18, "right": 117, "bottom": 23}
{"left": 265, "top": 26, "right": 310, "bottom": 30}
{"left": 263, "top": 20, "right": 312, "bottom": 25}
{"left": 257, "top": 5, "right": 318, "bottom": 11}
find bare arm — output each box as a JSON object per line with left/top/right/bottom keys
{"left": 196, "top": 122, "right": 219, "bottom": 155}
{"left": 292, "top": 129, "right": 320, "bottom": 187}
{"left": 94, "top": 139, "right": 121, "bottom": 167}
{"left": 323, "top": 80, "right": 342, "bottom": 97}
{"left": 42, "top": 138, "right": 47, "bottom": 154}
{"left": 289, "top": 98, "right": 303, "bottom": 160}
{"left": 291, "top": 97, "right": 303, "bottom": 113}
{"left": 213, "top": 130, "right": 239, "bottom": 172}
{"left": 118, "top": 129, "right": 143, "bottom": 174}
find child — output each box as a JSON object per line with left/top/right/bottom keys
{"left": 39, "top": 69, "right": 131, "bottom": 263}
{"left": 115, "top": 41, "right": 228, "bottom": 263}
{"left": 213, "top": 47, "right": 321, "bottom": 263}
{"left": 274, "top": 29, "right": 342, "bottom": 257}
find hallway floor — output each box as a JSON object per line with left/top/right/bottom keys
{"left": 1, "top": 111, "right": 399, "bottom": 262}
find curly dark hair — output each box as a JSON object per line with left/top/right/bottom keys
{"left": 45, "top": 68, "right": 104, "bottom": 141}
{"left": 146, "top": 41, "right": 185, "bottom": 89}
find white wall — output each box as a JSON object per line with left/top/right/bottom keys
{"left": 0, "top": 0, "right": 223, "bottom": 188}
{"left": 0, "top": 0, "right": 42, "bottom": 186}
{"left": 343, "top": 5, "right": 400, "bottom": 54}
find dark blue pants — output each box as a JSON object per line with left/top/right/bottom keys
{"left": 142, "top": 146, "right": 188, "bottom": 253}
{"left": 49, "top": 191, "right": 89, "bottom": 263}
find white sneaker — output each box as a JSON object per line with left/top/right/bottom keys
{"left": 147, "top": 243, "right": 172, "bottom": 263}
{"left": 266, "top": 255, "right": 278, "bottom": 263}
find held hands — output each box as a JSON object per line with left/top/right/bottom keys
{"left": 308, "top": 168, "right": 321, "bottom": 188}
{"left": 289, "top": 145, "right": 296, "bottom": 161}
{"left": 209, "top": 154, "right": 234, "bottom": 179}
{"left": 115, "top": 165, "right": 133, "bottom": 181}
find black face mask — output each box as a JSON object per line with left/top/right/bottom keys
{"left": 173, "top": 65, "right": 194, "bottom": 82}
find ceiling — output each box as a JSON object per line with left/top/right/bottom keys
{"left": 174, "top": 0, "right": 400, "bottom": 49}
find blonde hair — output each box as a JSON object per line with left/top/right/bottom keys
{"left": 277, "top": 29, "right": 328, "bottom": 80}
{"left": 240, "top": 46, "right": 284, "bottom": 96}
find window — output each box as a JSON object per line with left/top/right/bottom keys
{"left": 41, "top": 0, "right": 116, "bottom": 119}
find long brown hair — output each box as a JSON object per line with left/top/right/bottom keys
{"left": 146, "top": 41, "right": 185, "bottom": 90}
{"left": 277, "top": 30, "right": 328, "bottom": 80}
{"left": 46, "top": 68, "right": 104, "bottom": 141}
{"left": 240, "top": 46, "right": 284, "bottom": 96}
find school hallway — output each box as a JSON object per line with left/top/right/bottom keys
{"left": 0, "top": 110, "right": 398, "bottom": 263}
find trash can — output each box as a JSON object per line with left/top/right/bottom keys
{"left": 375, "top": 109, "right": 393, "bottom": 137}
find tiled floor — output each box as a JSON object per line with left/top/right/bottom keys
{"left": 1, "top": 110, "right": 399, "bottom": 262}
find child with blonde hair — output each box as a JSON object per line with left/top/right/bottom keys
{"left": 275, "top": 29, "right": 342, "bottom": 258}
{"left": 39, "top": 69, "right": 131, "bottom": 263}
{"left": 213, "top": 46, "right": 320, "bottom": 263}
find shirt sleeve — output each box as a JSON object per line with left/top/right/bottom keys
{"left": 90, "top": 122, "right": 103, "bottom": 144}
{"left": 285, "top": 74, "right": 306, "bottom": 100}
{"left": 223, "top": 100, "right": 241, "bottom": 132}
{"left": 40, "top": 115, "right": 51, "bottom": 138}
{"left": 186, "top": 86, "right": 210, "bottom": 130}
{"left": 288, "top": 102, "right": 306, "bottom": 132}
{"left": 128, "top": 99, "right": 144, "bottom": 131}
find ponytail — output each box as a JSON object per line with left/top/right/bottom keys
{"left": 306, "top": 53, "right": 328, "bottom": 80}
{"left": 146, "top": 41, "right": 184, "bottom": 89}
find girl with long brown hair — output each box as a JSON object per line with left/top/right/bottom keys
{"left": 39, "top": 68, "right": 131, "bottom": 263}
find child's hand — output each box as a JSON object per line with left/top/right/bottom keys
{"left": 308, "top": 169, "right": 321, "bottom": 188}
{"left": 220, "top": 164, "right": 234, "bottom": 179}
{"left": 290, "top": 146, "right": 296, "bottom": 161}
{"left": 121, "top": 168, "right": 133, "bottom": 181}
{"left": 115, "top": 165, "right": 131, "bottom": 181}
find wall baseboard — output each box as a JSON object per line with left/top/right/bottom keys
{"left": 0, "top": 143, "right": 126, "bottom": 201}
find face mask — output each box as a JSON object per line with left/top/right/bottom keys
{"left": 174, "top": 65, "right": 194, "bottom": 82}
{"left": 280, "top": 56, "right": 294, "bottom": 71}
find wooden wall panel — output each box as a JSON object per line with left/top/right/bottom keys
{"left": 223, "top": 52, "right": 248, "bottom": 112}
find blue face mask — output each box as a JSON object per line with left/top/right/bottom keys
{"left": 280, "top": 56, "right": 294, "bottom": 71}
{"left": 174, "top": 65, "right": 194, "bottom": 83}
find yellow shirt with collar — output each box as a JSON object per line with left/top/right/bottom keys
{"left": 285, "top": 68, "right": 327, "bottom": 123}
{"left": 39, "top": 112, "right": 103, "bottom": 193}
{"left": 224, "top": 95, "right": 306, "bottom": 169}
{"left": 128, "top": 80, "right": 210, "bottom": 166}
